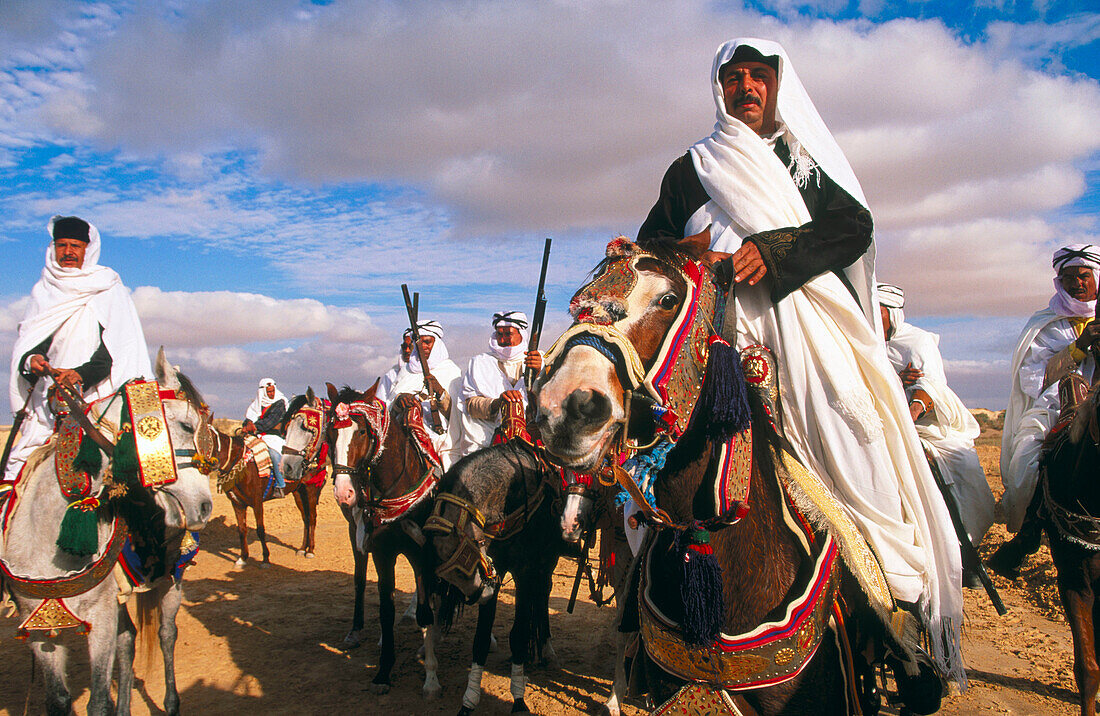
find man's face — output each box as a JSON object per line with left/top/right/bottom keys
{"left": 494, "top": 325, "right": 522, "bottom": 348}
{"left": 54, "top": 238, "right": 87, "bottom": 269}
{"left": 1059, "top": 266, "right": 1098, "bottom": 302}
{"left": 721, "top": 60, "right": 778, "bottom": 136}
{"left": 418, "top": 335, "right": 436, "bottom": 360}
{"left": 265, "top": 384, "right": 276, "bottom": 399}
{"left": 879, "top": 305, "right": 892, "bottom": 339}
{"left": 400, "top": 334, "right": 414, "bottom": 362}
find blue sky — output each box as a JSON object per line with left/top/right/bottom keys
{"left": 1, "top": 0, "right": 1098, "bottom": 414}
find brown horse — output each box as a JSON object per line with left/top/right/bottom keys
{"left": 1039, "top": 382, "right": 1100, "bottom": 716}
{"left": 203, "top": 392, "right": 326, "bottom": 567}
{"left": 326, "top": 384, "right": 442, "bottom": 699}
{"left": 535, "top": 238, "right": 934, "bottom": 715}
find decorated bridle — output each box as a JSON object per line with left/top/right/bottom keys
{"left": 280, "top": 404, "right": 328, "bottom": 472}
{"left": 329, "top": 399, "right": 390, "bottom": 482}
{"left": 542, "top": 238, "right": 753, "bottom": 526}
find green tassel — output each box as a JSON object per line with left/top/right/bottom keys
{"left": 114, "top": 429, "right": 140, "bottom": 484}
{"left": 72, "top": 434, "right": 103, "bottom": 476}
{"left": 57, "top": 503, "right": 99, "bottom": 557}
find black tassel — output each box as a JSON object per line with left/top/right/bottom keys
{"left": 691, "top": 336, "right": 752, "bottom": 443}
{"left": 676, "top": 527, "right": 724, "bottom": 646}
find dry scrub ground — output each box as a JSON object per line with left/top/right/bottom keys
{"left": 0, "top": 414, "right": 1087, "bottom": 714}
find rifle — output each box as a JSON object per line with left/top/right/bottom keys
{"left": 401, "top": 284, "right": 445, "bottom": 434}
{"left": 924, "top": 447, "right": 1007, "bottom": 615}
{"left": 0, "top": 387, "right": 34, "bottom": 481}
{"left": 525, "top": 238, "right": 553, "bottom": 390}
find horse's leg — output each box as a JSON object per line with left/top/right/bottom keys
{"left": 85, "top": 590, "right": 120, "bottom": 716}
{"left": 1056, "top": 556, "right": 1099, "bottom": 716}
{"left": 373, "top": 547, "right": 398, "bottom": 692}
{"left": 601, "top": 630, "right": 632, "bottom": 716}
{"left": 306, "top": 485, "right": 320, "bottom": 557}
{"left": 253, "top": 497, "right": 271, "bottom": 566}
{"left": 459, "top": 595, "right": 499, "bottom": 715}
{"left": 293, "top": 487, "right": 309, "bottom": 556}
{"left": 232, "top": 496, "right": 250, "bottom": 567}
{"left": 115, "top": 604, "right": 137, "bottom": 716}
{"left": 159, "top": 582, "right": 185, "bottom": 716}
{"left": 414, "top": 562, "right": 442, "bottom": 700}
{"left": 535, "top": 564, "right": 559, "bottom": 669}
{"left": 508, "top": 576, "right": 533, "bottom": 714}
{"left": 343, "top": 516, "right": 369, "bottom": 649}
{"left": 29, "top": 636, "right": 74, "bottom": 716}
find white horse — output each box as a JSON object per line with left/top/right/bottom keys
{"left": 0, "top": 349, "right": 213, "bottom": 716}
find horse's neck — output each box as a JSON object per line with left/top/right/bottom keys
{"left": 371, "top": 422, "right": 423, "bottom": 498}
{"left": 656, "top": 436, "right": 801, "bottom": 632}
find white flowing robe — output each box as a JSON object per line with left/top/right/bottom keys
{"left": 690, "top": 38, "right": 961, "bottom": 678}
{"left": 887, "top": 323, "right": 994, "bottom": 544}
{"left": 381, "top": 349, "right": 464, "bottom": 470}
{"left": 457, "top": 352, "right": 527, "bottom": 456}
{"left": 1001, "top": 309, "right": 1094, "bottom": 531}
{"left": 6, "top": 219, "right": 151, "bottom": 479}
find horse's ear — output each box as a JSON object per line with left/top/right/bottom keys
{"left": 326, "top": 382, "right": 339, "bottom": 404}
{"left": 606, "top": 235, "right": 639, "bottom": 258}
{"left": 678, "top": 226, "right": 712, "bottom": 260}
{"left": 365, "top": 377, "right": 380, "bottom": 402}
{"left": 154, "top": 346, "right": 181, "bottom": 390}
{"left": 306, "top": 386, "right": 315, "bottom": 405}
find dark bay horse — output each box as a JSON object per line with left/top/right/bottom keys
{"left": 427, "top": 438, "right": 583, "bottom": 714}
{"left": 534, "top": 238, "right": 931, "bottom": 715}
{"left": 1039, "top": 381, "right": 1100, "bottom": 716}
{"left": 326, "top": 384, "right": 442, "bottom": 698}
{"left": 205, "top": 391, "right": 326, "bottom": 567}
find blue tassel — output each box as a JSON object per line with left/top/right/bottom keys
{"left": 691, "top": 337, "right": 751, "bottom": 443}
{"left": 676, "top": 528, "right": 724, "bottom": 646}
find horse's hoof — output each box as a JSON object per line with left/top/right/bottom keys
{"left": 305, "top": 552, "right": 315, "bottom": 559}
{"left": 234, "top": 558, "right": 246, "bottom": 568}
{"left": 258, "top": 561, "right": 271, "bottom": 570}
{"left": 371, "top": 681, "right": 391, "bottom": 695}
{"left": 489, "top": 634, "right": 498, "bottom": 652}
{"left": 457, "top": 708, "right": 474, "bottom": 716}
{"left": 296, "top": 549, "right": 305, "bottom": 557}
{"left": 342, "top": 631, "right": 363, "bottom": 650}
{"left": 423, "top": 683, "right": 442, "bottom": 701}
{"left": 511, "top": 698, "right": 530, "bottom": 713}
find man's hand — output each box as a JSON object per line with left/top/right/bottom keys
{"left": 28, "top": 354, "right": 51, "bottom": 377}
{"left": 898, "top": 362, "right": 923, "bottom": 388}
{"left": 424, "top": 375, "right": 451, "bottom": 419}
{"left": 525, "top": 351, "right": 542, "bottom": 373}
{"left": 489, "top": 389, "right": 525, "bottom": 416}
{"left": 425, "top": 374, "right": 445, "bottom": 399}
{"left": 1076, "top": 321, "right": 1100, "bottom": 353}
{"left": 52, "top": 368, "right": 83, "bottom": 390}
{"left": 732, "top": 242, "right": 767, "bottom": 285}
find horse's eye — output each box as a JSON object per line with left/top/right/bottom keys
{"left": 658, "top": 293, "right": 679, "bottom": 310}
{"left": 356, "top": 429, "right": 366, "bottom": 436}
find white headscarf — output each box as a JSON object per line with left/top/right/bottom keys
{"left": 10, "top": 216, "right": 152, "bottom": 413}
{"left": 245, "top": 377, "right": 287, "bottom": 422}
{"left": 1049, "top": 244, "right": 1100, "bottom": 318}
{"left": 489, "top": 310, "right": 529, "bottom": 362}
{"left": 877, "top": 283, "right": 905, "bottom": 339}
{"left": 690, "top": 37, "right": 877, "bottom": 326}
{"left": 405, "top": 320, "right": 450, "bottom": 374}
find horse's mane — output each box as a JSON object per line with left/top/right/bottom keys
{"left": 175, "top": 371, "right": 207, "bottom": 410}
{"left": 335, "top": 385, "right": 364, "bottom": 404}
{"left": 285, "top": 394, "right": 309, "bottom": 417}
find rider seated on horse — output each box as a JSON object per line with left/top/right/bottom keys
{"left": 242, "top": 378, "right": 288, "bottom": 498}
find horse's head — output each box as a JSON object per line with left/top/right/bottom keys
{"left": 558, "top": 470, "right": 601, "bottom": 544}
{"left": 325, "top": 383, "right": 385, "bottom": 509}
{"left": 280, "top": 387, "right": 326, "bottom": 483}
{"left": 153, "top": 348, "right": 215, "bottom": 532}
{"left": 535, "top": 235, "right": 726, "bottom": 473}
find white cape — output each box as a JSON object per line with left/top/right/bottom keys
{"left": 887, "top": 322, "right": 994, "bottom": 543}
{"left": 691, "top": 37, "right": 962, "bottom": 680}
{"left": 457, "top": 352, "right": 526, "bottom": 455}
{"left": 380, "top": 350, "right": 464, "bottom": 470}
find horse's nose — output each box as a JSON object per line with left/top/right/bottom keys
{"left": 199, "top": 498, "right": 213, "bottom": 524}
{"left": 562, "top": 389, "right": 611, "bottom": 431}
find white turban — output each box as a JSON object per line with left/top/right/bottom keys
{"left": 877, "top": 283, "right": 905, "bottom": 340}
{"left": 245, "top": 378, "right": 286, "bottom": 421}
{"left": 405, "top": 319, "right": 449, "bottom": 373}
{"left": 489, "top": 310, "right": 529, "bottom": 362}
{"left": 1049, "top": 244, "right": 1099, "bottom": 318}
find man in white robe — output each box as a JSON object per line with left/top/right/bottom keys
{"left": 243, "top": 377, "right": 288, "bottom": 498}
{"left": 376, "top": 320, "right": 464, "bottom": 469}
{"left": 990, "top": 245, "right": 1100, "bottom": 578}
{"left": 879, "top": 283, "right": 994, "bottom": 586}
{"left": 637, "top": 38, "right": 963, "bottom": 681}
{"left": 457, "top": 311, "right": 543, "bottom": 456}
{"left": 3, "top": 216, "right": 152, "bottom": 492}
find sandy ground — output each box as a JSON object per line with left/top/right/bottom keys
{"left": 0, "top": 413, "right": 1088, "bottom": 715}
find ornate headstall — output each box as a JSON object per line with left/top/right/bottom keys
{"left": 425, "top": 492, "right": 497, "bottom": 586}
{"left": 544, "top": 238, "right": 752, "bottom": 523}
{"left": 330, "top": 399, "right": 390, "bottom": 478}
{"left": 124, "top": 380, "right": 179, "bottom": 488}
{"left": 280, "top": 405, "right": 326, "bottom": 465}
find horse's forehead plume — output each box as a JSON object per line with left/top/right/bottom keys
{"left": 606, "top": 236, "right": 639, "bottom": 258}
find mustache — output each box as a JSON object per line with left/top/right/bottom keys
{"left": 733, "top": 92, "right": 761, "bottom": 107}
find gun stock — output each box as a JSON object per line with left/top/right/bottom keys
{"left": 401, "top": 284, "right": 445, "bottom": 434}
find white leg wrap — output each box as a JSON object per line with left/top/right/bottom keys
{"left": 510, "top": 662, "right": 527, "bottom": 701}
{"left": 462, "top": 663, "right": 485, "bottom": 710}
